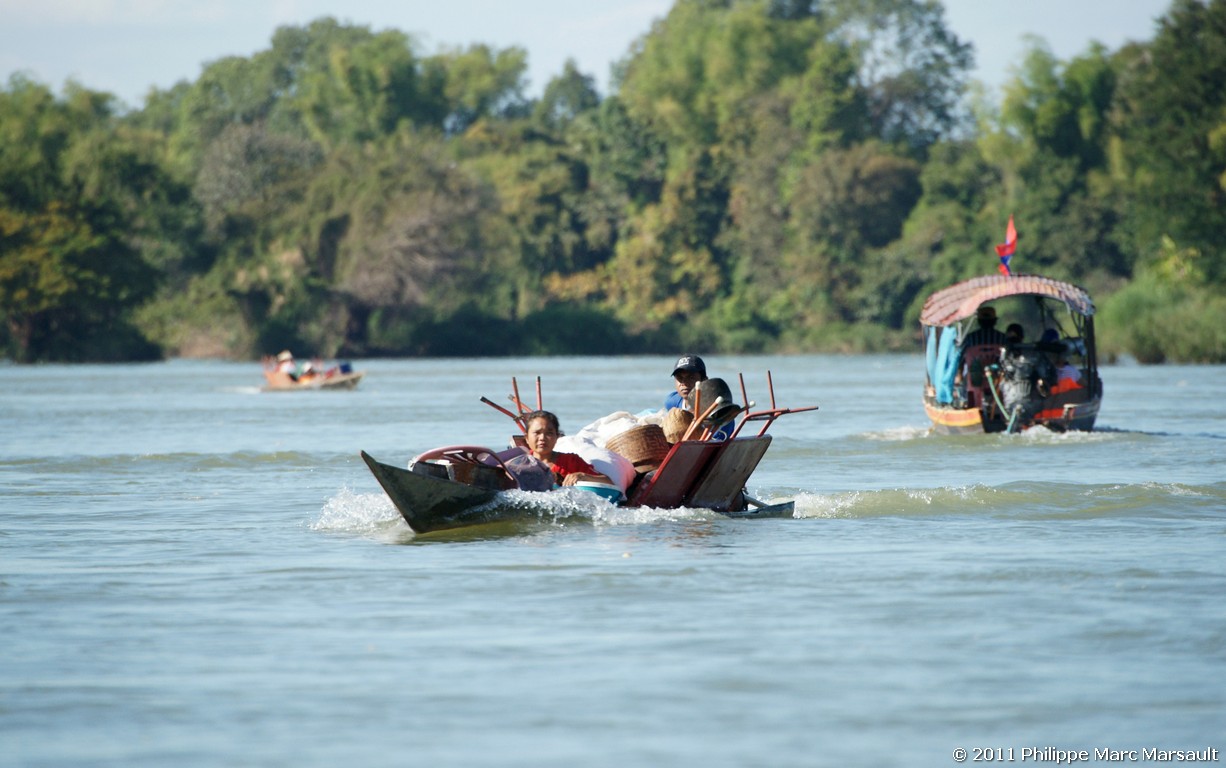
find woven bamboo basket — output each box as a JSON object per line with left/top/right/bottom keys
{"left": 605, "top": 424, "right": 671, "bottom": 471}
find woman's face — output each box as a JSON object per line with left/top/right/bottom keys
{"left": 525, "top": 417, "right": 559, "bottom": 459}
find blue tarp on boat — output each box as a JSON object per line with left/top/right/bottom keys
{"left": 926, "top": 325, "right": 960, "bottom": 404}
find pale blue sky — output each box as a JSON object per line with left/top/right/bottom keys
{"left": 0, "top": 0, "right": 1172, "bottom": 109}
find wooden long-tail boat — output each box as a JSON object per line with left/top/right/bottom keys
{"left": 261, "top": 358, "right": 364, "bottom": 391}
{"left": 921, "top": 274, "right": 1103, "bottom": 434}
{"left": 362, "top": 374, "right": 817, "bottom": 534}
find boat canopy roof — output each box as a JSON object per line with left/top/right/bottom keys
{"left": 919, "top": 274, "right": 1095, "bottom": 327}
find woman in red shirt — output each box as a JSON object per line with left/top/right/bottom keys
{"left": 522, "top": 410, "right": 610, "bottom": 487}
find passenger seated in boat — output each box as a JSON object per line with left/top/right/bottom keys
{"left": 521, "top": 410, "right": 611, "bottom": 488}
{"left": 275, "top": 350, "right": 301, "bottom": 381}
{"left": 954, "top": 307, "right": 1009, "bottom": 404}
{"left": 664, "top": 355, "right": 733, "bottom": 440}
{"left": 1004, "top": 322, "right": 1024, "bottom": 348}
{"left": 1049, "top": 357, "right": 1083, "bottom": 394}
{"left": 274, "top": 349, "right": 319, "bottom": 381}
{"left": 665, "top": 354, "right": 706, "bottom": 410}
{"left": 960, "top": 305, "right": 1008, "bottom": 350}
{"left": 999, "top": 324, "right": 1056, "bottom": 424}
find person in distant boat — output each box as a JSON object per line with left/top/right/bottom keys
{"left": 1052, "top": 357, "right": 1083, "bottom": 393}
{"left": 275, "top": 349, "right": 317, "bottom": 381}
{"left": 1004, "top": 322, "right": 1024, "bottom": 347}
{"left": 275, "top": 350, "right": 299, "bottom": 380}
{"left": 960, "top": 305, "right": 1008, "bottom": 350}
{"left": 664, "top": 355, "right": 733, "bottom": 440}
{"left": 998, "top": 324, "right": 1055, "bottom": 424}
{"left": 953, "top": 308, "right": 1008, "bottom": 405}
{"left": 522, "top": 410, "right": 611, "bottom": 487}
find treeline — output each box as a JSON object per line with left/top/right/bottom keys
{"left": 2, "top": 0, "right": 1224, "bottom": 364}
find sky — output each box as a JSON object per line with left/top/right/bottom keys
{"left": 0, "top": 0, "right": 1174, "bottom": 109}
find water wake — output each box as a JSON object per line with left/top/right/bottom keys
{"left": 313, "top": 479, "right": 1226, "bottom": 540}
{"left": 791, "top": 480, "right": 1226, "bottom": 520}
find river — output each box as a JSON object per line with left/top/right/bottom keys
{"left": 3, "top": 355, "right": 1223, "bottom": 767}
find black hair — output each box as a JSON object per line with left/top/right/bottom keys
{"left": 522, "top": 410, "right": 563, "bottom": 436}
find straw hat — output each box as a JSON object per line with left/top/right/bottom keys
{"left": 661, "top": 407, "right": 693, "bottom": 443}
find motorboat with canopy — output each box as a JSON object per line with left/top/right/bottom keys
{"left": 921, "top": 274, "right": 1103, "bottom": 434}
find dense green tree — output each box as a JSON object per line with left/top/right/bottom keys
{"left": 0, "top": 78, "right": 163, "bottom": 361}
{"left": 776, "top": 142, "right": 922, "bottom": 330}
{"left": 288, "top": 130, "right": 514, "bottom": 353}
{"left": 822, "top": 0, "right": 973, "bottom": 153}
{"left": 994, "top": 40, "right": 1117, "bottom": 174}
{"left": 1099, "top": 237, "right": 1226, "bottom": 362}
{"left": 0, "top": 74, "right": 73, "bottom": 211}
{"left": 611, "top": 0, "right": 859, "bottom": 336}
{"left": 957, "top": 41, "right": 1129, "bottom": 295}
{"left": 1, "top": 202, "right": 157, "bottom": 361}
{"left": 533, "top": 60, "right": 601, "bottom": 131}
{"left": 294, "top": 31, "right": 423, "bottom": 147}
{"left": 6, "top": 3, "right": 1226, "bottom": 363}
{"left": 575, "top": 96, "right": 667, "bottom": 209}
{"left": 433, "top": 44, "right": 531, "bottom": 133}
{"left": 193, "top": 122, "right": 322, "bottom": 238}
{"left": 461, "top": 119, "right": 603, "bottom": 318}
{"left": 1113, "top": 0, "right": 1226, "bottom": 281}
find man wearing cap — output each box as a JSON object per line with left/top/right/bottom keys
{"left": 665, "top": 355, "right": 707, "bottom": 411}
{"left": 664, "top": 355, "right": 733, "bottom": 440}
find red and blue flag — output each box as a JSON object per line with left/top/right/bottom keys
{"left": 995, "top": 215, "right": 1016, "bottom": 276}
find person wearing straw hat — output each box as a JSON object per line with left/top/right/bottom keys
{"left": 273, "top": 349, "right": 318, "bottom": 381}
{"left": 274, "top": 349, "right": 302, "bottom": 380}
{"left": 663, "top": 355, "right": 733, "bottom": 440}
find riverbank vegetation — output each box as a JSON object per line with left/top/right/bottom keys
{"left": 2, "top": 0, "right": 1223, "bottom": 363}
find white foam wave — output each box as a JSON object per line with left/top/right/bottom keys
{"left": 790, "top": 491, "right": 862, "bottom": 518}
{"left": 312, "top": 487, "right": 402, "bottom": 534}
{"left": 219, "top": 385, "right": 264, "bottom": 395}
{"left": 862, "top": 425, "right": 932, "bottom": 442}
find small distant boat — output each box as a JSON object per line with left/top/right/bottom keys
{"left": 262, "top": 357, "right": 364, "bottom": 391}
{"left": 920, "top": 274, "right": 1103, "bottom": 434}
{"left": 362, "top": 374, "right": 817, "bottom": 534}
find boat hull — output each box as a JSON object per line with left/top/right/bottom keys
{"left": 363, "top": 435, "right": 788, "bottom": 534}
{"left": 263, "top": 370, "right": 364, "bottom": 391}
{"left": 362, "top": 451, "right": 503, "bottom": 533}
{"left": 923, "top": 390, "right": 1101, "bottom": 435}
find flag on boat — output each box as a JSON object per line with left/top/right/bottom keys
{"left": 995, "top": 215, "right": 1016, "bottom": 276}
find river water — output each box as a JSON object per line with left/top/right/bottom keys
{"left": 3, "top": 355, "right": 1223, "bottom": 767}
